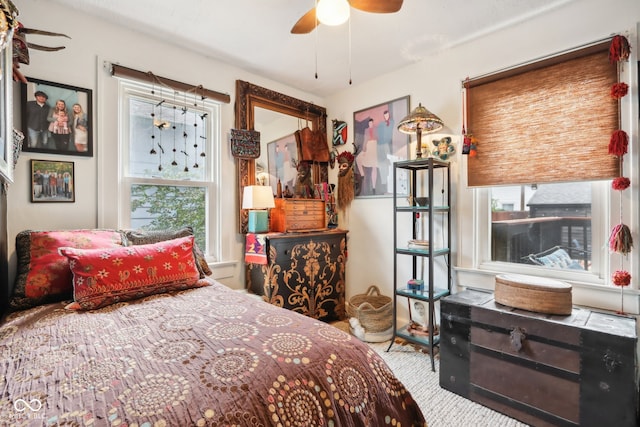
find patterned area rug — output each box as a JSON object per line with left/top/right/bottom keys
{"left": 368, "top": 338, "right": 530, "bottom": 427}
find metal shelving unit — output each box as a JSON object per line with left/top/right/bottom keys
{"left": 387, "top": 157, "right": 451, "bottom": 372}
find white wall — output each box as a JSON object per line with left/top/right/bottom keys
{"left": 8, "top": 0, "right": 323, "bottom": 289}
{"left": 326, "top": 0, "right": 640, "bottom": 314}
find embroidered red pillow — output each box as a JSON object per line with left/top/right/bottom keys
{"left": 10, "top": 229, "right": 124, "bottom": 311}
{"left": 59, "top": 235, "right": 203, "bottom": 310}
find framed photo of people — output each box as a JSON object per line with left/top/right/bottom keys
{"left": 21, "top": 77, "right": 93, "bottom": 157}
{"left": 31, "top": 159, "right": 75, "bottom": 203}
{"left": 353, "top": 96, "right": 410, "bottom": 198}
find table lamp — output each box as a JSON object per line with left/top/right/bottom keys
{"left": 397, "top": 103, "right": 444, "bottom": 159}
{"left": 242, "top": 185, "right": 275, "bottom": 233}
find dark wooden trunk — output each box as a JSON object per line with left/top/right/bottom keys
{"left": 440, "top": 289, "right": 638, "bottom": 427}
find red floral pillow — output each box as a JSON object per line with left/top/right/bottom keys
{"left": 59, "top": 235, "right": 204, "bottom": 310}
{"left": 10, "top": 229, "right": 124, "bottom": 311}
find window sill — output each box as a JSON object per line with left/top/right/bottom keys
{"left": 454, "top": 265, "right": 640, "bottom": 315}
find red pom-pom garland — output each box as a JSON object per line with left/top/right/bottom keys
{"left": 612, "top": 270, "right": 631, "bottom": 287}
{"left": 608, "top": 130, "right": 629, "bottom": 156}
{"left": 609, "top": 35, "right": 631, "bottom": 63}
{"left": 612, "top": 177, "right": 630, "bottom": 191}
{"left": 611, "top": 82, "right": 629, "bottom": 99}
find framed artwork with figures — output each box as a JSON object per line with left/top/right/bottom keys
{"left": 353, "top": 96, "right": 409, "bottom": 198}
{"left": 21, "top": 77, "right": 93, "bottom": 157}
{"left": 267, "top": 133, "right": 298, "bottom": 196}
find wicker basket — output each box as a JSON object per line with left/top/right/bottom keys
{"left": 346, "top": 285, "right": 393, "bottom": 333}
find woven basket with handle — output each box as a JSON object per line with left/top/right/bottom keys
{"left": 346, "top": 285, "right": 393, "bottom": 333}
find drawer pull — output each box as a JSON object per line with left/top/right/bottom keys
{"left": 509, "top": 327, "right": 526, "bottom": 352}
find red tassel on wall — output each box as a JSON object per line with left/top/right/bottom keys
{"left": 609, "top": 35, "right": 631, "bottom": 63}
{"left": 609, "top": 223, "right": 634, "bottom": 255}
{"left": 608, "top": 130, "right": 628, "bottom": 156}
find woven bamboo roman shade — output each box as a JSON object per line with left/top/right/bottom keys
{"left": 466, "top": 40, "right": 619, "bottom": 187}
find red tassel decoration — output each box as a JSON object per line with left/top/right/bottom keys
{"left": 612, "top": 270, "right": 631, "bottom": 287}
{"left": 608, "top": 130, "right": 628, "bottom": 156}
{"left": 609, "top": 223, "right": 633, "bottom": 255}
{"left": 612, "top": 177, "right": 631, "bottom": 191}
{"left": 611, "top": 82, "right": 629, "bottom": 99}
{"left": 609, "top": 35, "right": 631, "bottom": 63}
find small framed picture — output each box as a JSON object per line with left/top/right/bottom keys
{"left": 30, "top": 159, "right": 75, "bottom": 203}
{"left": 409, "top": 299, "right": 429, "bottom": 331}
{"left": 21, "top": 77, "right": 93, "bottom": 157}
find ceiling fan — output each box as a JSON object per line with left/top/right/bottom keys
{"left": 291, "top": 0, "right": 403, "bottom": 34}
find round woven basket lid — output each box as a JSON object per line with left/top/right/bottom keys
{"left": 495, "top": 273, "right": 571, "bottom": 293}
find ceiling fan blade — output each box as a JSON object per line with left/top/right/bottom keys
{"left": 349, "top": 0, "right": 403, "bottom": 13}
{"left": 291, "top": 8, "right": 318, "bottom": 34}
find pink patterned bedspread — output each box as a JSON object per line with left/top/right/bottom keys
{"left": 0, "top": 280, "right": 426, "bottom": 426}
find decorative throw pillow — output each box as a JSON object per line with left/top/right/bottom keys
{"left": 10, "top": 229, "right": 124, "bottom": 311}
{"left": 60, "top": 235, "right": 204, "bottom": 310}
{"left": 121, "top": 226, "right": 212, "bottom": 277}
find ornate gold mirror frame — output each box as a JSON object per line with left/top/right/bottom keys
{"left": 235, "top": 80, "right": 327, "bottom": 233}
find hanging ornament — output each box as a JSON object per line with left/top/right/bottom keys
{"left": 150, "top": 83, "right": 157, "bottom": 155}
{"left": 613, "top": 270, "right": 632, "bottom": 287}
{"left": 610, "top": 82, "right": 629, "bottom": 99}
{"left": 609, "top": 35, "right": 630, "bottom": 63}
{"left": 182, "top": 91, "right": 189, "bottom": 173}
{"left": 612, "top": 177, "right": 630, "bottom": 191}
{"left": 608, "top": 130, "right": 628, "bottom": 156}
{"left": 608, "top": 223, "right": 633, "bottom": 255}
{"left": 192, "top": 89, "right": 199, "bottom": 168}
{"left": 171, "top": 91, "right": 178, "bottom": 167}
{"left": 156, "top": 86, "right": 165, "bottom": 171}
{"left": 199, "top": 88, "right": 208, "bottom": 158}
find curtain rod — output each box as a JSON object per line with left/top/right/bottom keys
{"left": 109, "top": 63, "right": 230, "bottom": 104}
{"left": 464, "top": 36, "right": 613, "bottom": 88}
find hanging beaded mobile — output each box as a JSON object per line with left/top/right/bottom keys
{"left": 199, "top": 86, "right": 208, "bottom": 160}
{"left": 192, "top": 89, "right": 199, "bottom": 169}
{"left": 171, "top": 90, "right": 178, "bottom": 167}
{"left": 155, "top": 84, "right": 166, "bottom": 171}
{"left": 182, "top": 91, "right": 189, "bottom": 172}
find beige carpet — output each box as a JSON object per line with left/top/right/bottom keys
{"left": 368, "top": 340, "right": 530, "bottom": 427}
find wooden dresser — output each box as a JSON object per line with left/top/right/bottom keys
{"left": 245, "top": 229, "right": 347, "bottom": 322}
{"left": 440, "top": 289, "right": 638, "bottom": 427}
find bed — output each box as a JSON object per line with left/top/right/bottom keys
{"left": 0, "top": 228, "right": 426, "bottom": 426}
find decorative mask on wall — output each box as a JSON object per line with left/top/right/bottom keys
{"left": 336, "top": 144, "right": 358, "bottom": 211}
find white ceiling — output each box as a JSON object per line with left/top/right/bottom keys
{"left": 48, "top": 0, "right": 573, "bottom": 97}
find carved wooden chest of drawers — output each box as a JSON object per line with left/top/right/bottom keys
{"left": 246, "top": 230, "right": 347, "bottom": 322}
{"left": 440, "top": 289, "right": 638, "bottom": 427}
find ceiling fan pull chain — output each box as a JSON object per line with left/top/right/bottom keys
{"left": 315, "top": 0, "right": 319, "bottom": 79}
{"left": 348, "top": 14, "right": 352, "bottom": 85}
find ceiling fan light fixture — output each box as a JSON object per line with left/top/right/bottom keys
{"left": 316, "top": 0, "right": 350, "bottom": 26}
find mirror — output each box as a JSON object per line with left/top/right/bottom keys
{"left": 235, "top": 80, "right": 327, "bottom": 233}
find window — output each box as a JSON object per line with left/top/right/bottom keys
{"left": 461, "top": 38, "right": 628, "bottom": 284}
{"left": 491, "top": 183, "right": 593, "bottom": 272}
{"left": 119, "top": 81, "right": 220, "bottom": 259}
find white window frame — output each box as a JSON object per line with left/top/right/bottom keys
{"left": 117, "top": 79, "right": 222, "bottom": 262}
{"left": 455, "top": 34, "right": 639, "bottom": 313}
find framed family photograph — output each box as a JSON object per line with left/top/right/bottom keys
{"left": 266, "top": 133, "right": 298, "bottom": 196}
{"left": 353, "top": 96, "right": 410, "bottom": 198}
{"left": 21, "top": 77, "right": 93, "bottom": 157}
{"left": 31, "top": 159, "right": 75, "bottom": 203}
